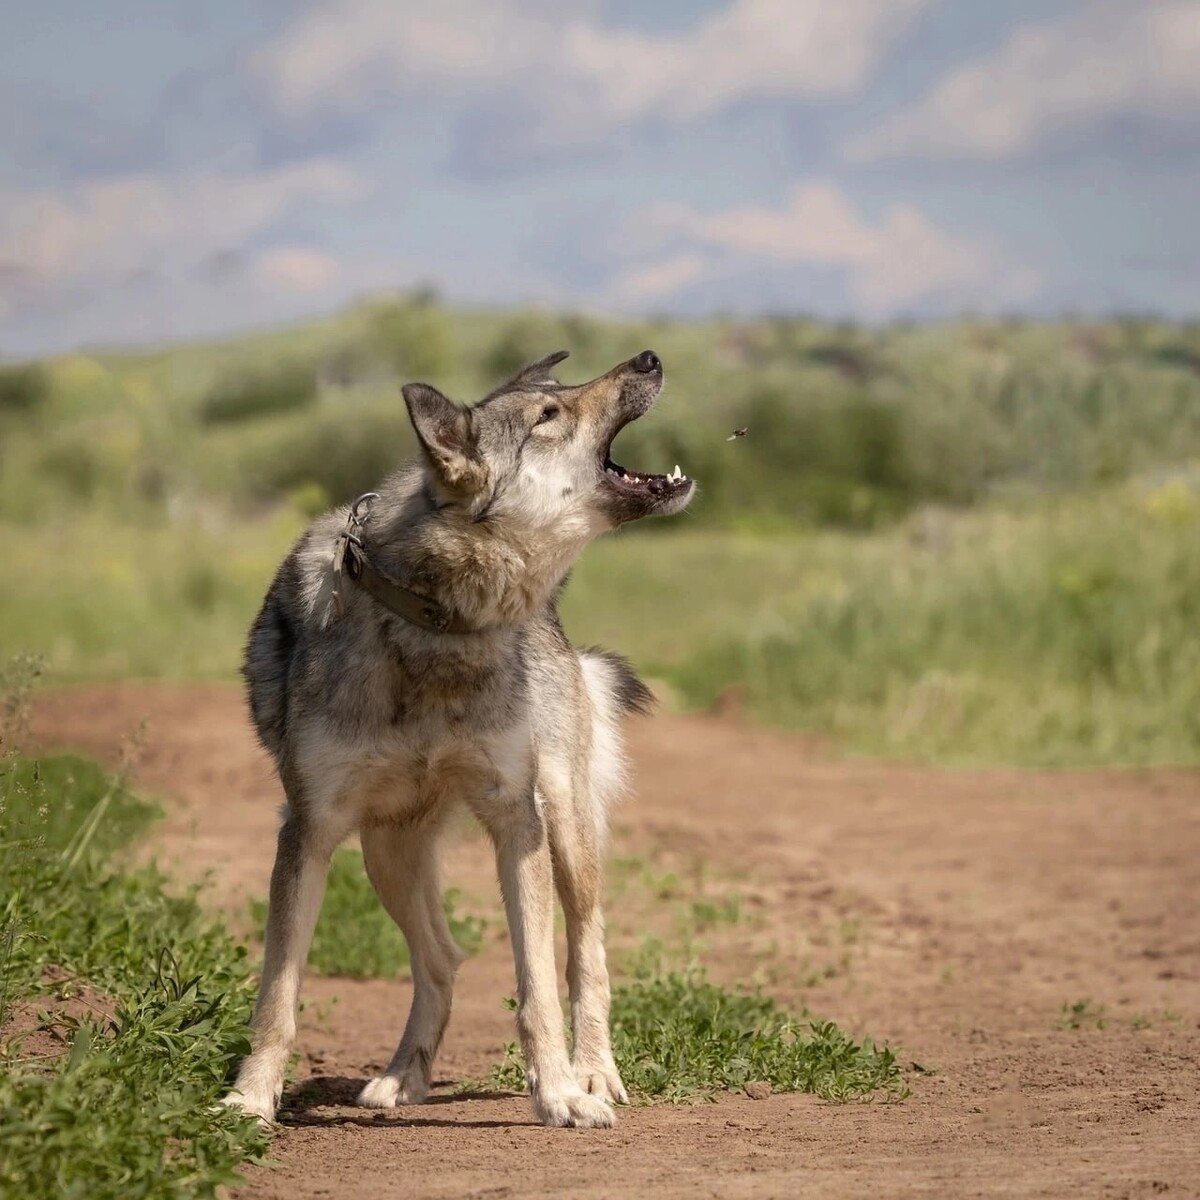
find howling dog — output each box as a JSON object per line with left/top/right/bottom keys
{"left": 224, "top": 349, "right": 694, "bottom": 1129}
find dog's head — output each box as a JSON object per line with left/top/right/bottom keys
{"left": 402, "top": 350, "right": 695, "bottom": 533}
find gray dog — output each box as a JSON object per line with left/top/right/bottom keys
{"left": 223, "top": 349, "right": 694, "bottom": 1129}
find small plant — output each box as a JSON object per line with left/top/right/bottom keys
{"left": 1058, "top": 998, "right": 1108, "bottom": 1030}
{"left": 486, "top": 968, "right": 907, "bottom": 1104}
{"left": 249, "top": 848, "right": 486, "bottom": 980}
{"left": 686, "top": 894, "right": 742, "bottom": 932}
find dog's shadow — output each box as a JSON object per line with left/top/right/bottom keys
{"left": 278, "top": 1076, "right": 526, "bottom": 1130}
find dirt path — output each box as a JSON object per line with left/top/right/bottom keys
{"left": 32, "top": 683, "right": 1200, "bottom": 1199}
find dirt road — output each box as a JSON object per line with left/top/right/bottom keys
{"left": 32, "top": 683, "right": 1200, "bottom": 1199}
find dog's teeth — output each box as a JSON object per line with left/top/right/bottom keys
{"left": 673, "top": 464, "right": 682, "bottom": 480}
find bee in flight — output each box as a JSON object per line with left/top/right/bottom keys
{"left": 726, "top": 427, "right": 748, "bottom": 441}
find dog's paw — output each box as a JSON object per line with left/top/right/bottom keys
{"left": 219, "top": 1089, "right": 276, "bottom": 1127}
{"left": 575, "top": 1063, "right": 628, "bottom": 1106}
{"left": 357, "top": 1071, "right": 429, "bottom": 1108}
{"left": 534, "top": 1086, "right": 617, "bottom": 1129}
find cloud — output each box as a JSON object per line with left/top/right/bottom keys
{"left": 0, "top": 160, "right": 364, "bottom": 315}
{"left": 846, "top": 2, "right": 1200, "bottom": 162}
{"left": 257, "top": 0, "right": 929, "bottom": 140}
{"left": 610, "top": 181, "right": 1039, "bottom": 314}
{"left": 254, "top": 246, "right": 342, "bottom": 293}
{"left": 615, "top": 251, "right": 709, "bottom": 303}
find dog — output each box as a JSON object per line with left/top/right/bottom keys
{"left": 223, "top": 349, "right": 694, "bottom": 1129}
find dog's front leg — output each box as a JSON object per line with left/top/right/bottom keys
{"left": 222, "top": 809, "right": 337, "bottom": 1124}
{"left": 485, "top": 791, "right": 615, "bottom": 1129}
{"left": 549, "top": 809, "right": 627, "bottom": 1105}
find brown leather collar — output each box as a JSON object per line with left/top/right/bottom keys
{"left": 331, "top": 493, "right": 481, "bottom": 635}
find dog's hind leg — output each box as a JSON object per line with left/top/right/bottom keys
{"left": 223, "top": 797, "right": 342, "bottom": 1125}
{"left": 357, "top": 817, "right": 464, "bottom": 1107}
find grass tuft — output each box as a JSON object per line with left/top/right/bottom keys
{"left": 1057, "top": 998, "right": 1108, "bottom": 1030}
{"left": 487, "top": 969, "right": 907, "bottom": 1104}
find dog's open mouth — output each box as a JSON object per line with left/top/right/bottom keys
{"left": 602, "top": 455, "right": 691, "bottom": 497}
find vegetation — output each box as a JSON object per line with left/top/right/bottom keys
{"left": 0, "top": 682, "right": 267, "bottom": 1198}
{"left": 198, "top": 360, "right": 317, "bottom": 425}
{"left": 248, "top": 847, "right": 486, "bottom": 980}
{"left": 0, "top": 362, "right": 50, "bottom": 415}
{"left": 486, "top": 969, "right": 907, "bottom": 1104}
{"left": 1, "top": 301, "right": 1198, "bottom": 765}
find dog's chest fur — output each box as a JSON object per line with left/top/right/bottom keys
{"left": 248, "top": 542, "right": 550, "bottom": 830}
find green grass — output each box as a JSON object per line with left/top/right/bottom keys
{"left": 4, "top": 480, "right": 1197, "bottom": 765}
{"left": 0, "top": 512, "right": 303, "bottom": 681}
{"left": 486, "top": 969, "right": 907, "bottom": 1104}
{"left": 0, "top": 732, "right": 268, "bottom": 1197}
{"left": 249, "top": 846, "right": 487, "bottom": 980}
{"left": 566, "top": 483, "right": 1200, "bottom": 766}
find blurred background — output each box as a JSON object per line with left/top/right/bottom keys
{"left": 2, "top": 0, "right": 1198, "bottom": 765}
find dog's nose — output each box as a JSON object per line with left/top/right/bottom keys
{"left": 632, "top": 349, "right": 661, "bottom": 374}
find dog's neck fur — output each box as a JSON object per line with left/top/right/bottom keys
{"left": 370, "top": 466, "right": 597, "bottom": 631}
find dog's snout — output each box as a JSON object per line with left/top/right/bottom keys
{"left": 631, "top": 350, "right": 661, "bottom": 374}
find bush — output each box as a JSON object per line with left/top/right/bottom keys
{"left": 363, "top": 297, "right": 454, "bottom": 380}
{"left": 199, "top": 362, "right": 317, "bottom": 425}
{"left": 0, "top": 364, "right": 50, "bottom": 414}
{"left": 483, "top": 313, "right": 571, "bottom": 383}
{"left": 248, "top": 411, "right": 414, "bottom": 505}
{"left": 37, "top": 436, "right": 104, "bottom": 499}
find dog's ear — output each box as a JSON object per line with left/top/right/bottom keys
{"left": 403, "top": 383, "right": 487, "bottom": 495}
{"left": 507, "top": 350, "right": 569, "bottom": 389}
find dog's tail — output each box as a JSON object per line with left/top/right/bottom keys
{"left": 577, "top": 648, "right": 653, "bottom": 821}
{"left": 579, "top": 646, "right": 654, "bottom": 717}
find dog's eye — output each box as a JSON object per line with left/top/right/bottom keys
{"left": 537, "top": 404, "right": 560, "bottom": 424}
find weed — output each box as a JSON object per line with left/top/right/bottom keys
{"left": 486, "top": 968, "right": 907, "bottom": 1104}
{"left": 1058, "top": 999, "right": 1108, "bottom": 1030}
{"left": 687, "top": 894, "right": 742, "bottom": 932}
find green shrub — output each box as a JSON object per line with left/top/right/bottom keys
{"left": 249, "top": 410, "right": 414, "bottom": 505}
{"left": 36, "top": 436, "right": 105, "bottom": 499}
{"left": 199, "top": 362, "right": 317, "bottom": 425}
{"left": 0, "top": 363, "right": 50, "bottom": 414}
{"left": 483, "top": 312, "right": 572, "bottom": 383}
{"left": 363, "top": 297, "right": 454, "bottom": 380}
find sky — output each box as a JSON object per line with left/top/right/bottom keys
{"left": 2, "top": 0, "right": 1199, "bottom": 357}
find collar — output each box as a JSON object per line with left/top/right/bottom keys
{"left": 331, "top": 492, "right": 482, "bottom": 635}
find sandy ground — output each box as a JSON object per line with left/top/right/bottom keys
{"left": 31, "top": 682, "right": 1200, "bottom": 1200}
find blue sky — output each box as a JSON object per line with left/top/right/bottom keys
{"left": 2, "top": 0, "right": 1198, "bottom": 356}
